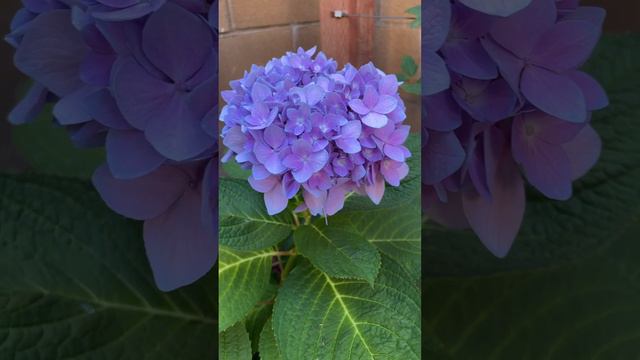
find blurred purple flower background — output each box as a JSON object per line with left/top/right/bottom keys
{"left": 6, "top": 0, "right": 217, "bottom": 291}
{"left": 220, "top": 48, "right": 411, "bottom": 217}
{"left": 423, "top": 0, "right": 608, "bottom": 257}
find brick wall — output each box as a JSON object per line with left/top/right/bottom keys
{"left": 219, "top": 0, "right": 421, "bottom": 131}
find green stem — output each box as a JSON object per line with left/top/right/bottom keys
{"left": 281, "top": 251, "right": 298, "bottom": 282}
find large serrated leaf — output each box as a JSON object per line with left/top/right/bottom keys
{"left": 218, "top": 246, "right": 274, "bottom": 332}
{"left": 272, "top": 257, "right": 421, "bottom": 360}
{"left": 259, "top": 318, "right": 282, "bottom": 360}
{"left": 220, "top": 322, "right": 252, "bottom": 360}
{"left": 424, "top": 220, "right": 640, "bottom": 359}
{"left": 331, "top": 203, "right": 421, "bottom": 282}
{"left": 219, "top": 178, "right": 293, "bottom": 250}
{"left": 0, "top": 175, "right": 215, "bottom": 359}
{"left": 424, "top": 35, "right": 640, "bottom": 275}
{"left": 294, "top": 223, "right": 381, "bottom": 285}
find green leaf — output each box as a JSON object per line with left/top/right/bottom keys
{"left": 244, "top": 282, "right": 277, "bottom": 353}
{"left": 424, "top": 34, "right": 640, "bottom": 275}
{"left": 424, "top": 220, "right": 640, "bottom": 359}
{"left": 259, "top": 318, "right": 282, "bottom": 360}
{"left": 332, "top": 203, "right": 421, "bottom": 281}
{"left": 406, "top": 5, "right": 421, "bottom": 28}
{"left": 220, "top": 322, "right": 253, "bottom": 360}
{"left": 12, "top": 104, "right": 105, "bottom": 179}
{"left": 401, "top": 56, "right": 418, "bottom": 77}
{"left": 219, "top": 178, "right": 293, "bottom": 250}
{"left": 402, "top": 80, "right": 422, "bottom": 95}
{"left": 218, "top": 246, "right": 274, "bottom": 332}
{"left": 294, "top": 223, "right": 381, "bottom": 285}
{"left": 0, "top": 175, "right": 215, "bottom": 358}
{"left": 222, "top": 159, "right": 251, "bottom": 179}
{"left": 272, "top": 257, "right": 421, "bottom": 359}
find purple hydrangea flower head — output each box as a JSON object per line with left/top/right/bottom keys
{"left": 7, "top": 1, "right": 217, "bottom": 291}
{"left": 424, "top": 0, "right": 608, "bottom": 257}
{"left": 221, "top": 48, "right": 412, "bottom": 217}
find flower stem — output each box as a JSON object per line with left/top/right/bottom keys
{"left": 281, "top": 251, "right": 298, "bottom": 282}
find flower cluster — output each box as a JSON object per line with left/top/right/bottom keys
{"left": 7, "top": 0, "right": 217, "bottom": 291}
{"left": 423, "top": 0, "right": 608, "bottom": 256}
{"left": 220, "top": 48, "right": 411, "bottom": 216}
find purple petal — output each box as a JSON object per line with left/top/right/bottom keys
{"left": 86, "top": 89, "right": 132, "bottom": 130}
{"left": 106, "top": 130, "right": 165, "bottom": 179}
{"left": 378, "top": 74, "right": 399, "bottom": 95}
{"left": 381, "top": 159, "right": 409, "bottom": 186}
{"left": 424, "top": 51, "right": 450, "bottom": 96}
{"left": 264, "top": 181, "right": 288, "bottom": 215}
{"left": 54, "top": 86, "right": 99, "bottom": 125}
{"left": 567, "top": 70, "right": 608, "bottom": 111}
{"left": 562, "top": 124, "right": 601, "bottom": 180}
{"left": 481, "top": 37, "right": 525, "bottom": 95}
{"left": 458, "top": 0, "right": 533, "bottom": 17}
{"left": 362, "top": 85, "right": 379, "bottom": 109}
{"left": 530, "top": 20, "right": 600, "bottom": 72}
{"left": 372, "top": 95, "right": 398, "bottom": 114}
{"left": 144, "top": 188, "right": 215, "bottom": 291}
{"left": 325, "top": 183, "right": 350, "bottom": 216}
{"left": 424, "top": 0, "right": 451, "bottom": 51}
{"left": 362, "top": 112, "right": 388, "bottom": 128}
{"left": 441, "top": 40, "right": 498, "bottom": 80}
{"left": 424, "top": 91, "right": 462, "bottom": 131}
{"left": 304, "top": 84, "right": 325, "bottom": 106}
{"left": 251, "top": 82, "right": 271, "bottom": 103}
{"left": 423, "top": 131, "right": 465, "bottom": 185}
{"left": 145, "top": 93, "right": 213, "bottom": 161}
{"left": 512, "top": 117, "right": 573, "bottom": 200}
{"left": 263, "top": 125, "right": 285, "bottom": 149}
{"left": 112, "top": 57, "right": 175, "bottom": 130}
{"left": 462, "top": 143, "right": 525, "bottom": 258}
{"left": 14, "top": 10, "right": 86, "bottom": 97}
{"left": 490, "top": 0, "right": 556, "bottom": 58}
{"left": 92, "top": 163, "right": 187, "bottom": 220}
{"left": 365, "top": 166, "right": 385, "bottom": 204}
{"left": 521, "top": 66, "right": 587, "bottom": 123}
{"left": 336, "top": 138, "right": 362, "bottom": 154}
{"left": 248, "top": 175, "right": 278, "bottom": 193}
{"left": 303, "top": 190, "right": 327, "bottom": 216}
{"left": 348, "top": 98, "right": 370, "bottom": 115}
{"left": 142, "top": 2, "right": 212, "bottom": 81}
{"left": 384, "top": 144, "right": 408, "bottom": 162}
